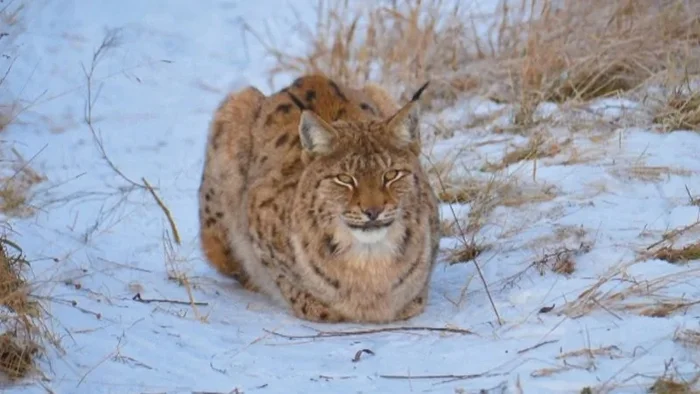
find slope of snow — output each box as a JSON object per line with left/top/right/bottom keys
{"left": 2, "top": 1, "right": 700, "bottom": 393}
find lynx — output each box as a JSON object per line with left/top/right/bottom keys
{"left": 198, "top": 75, "right": 440, "bottom": 323}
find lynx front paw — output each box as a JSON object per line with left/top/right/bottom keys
{"left": 396, "top": 293, "right": 427, "bottom": 321}
{"left": 276, "top": 275, "right": 344, "bottom": 323}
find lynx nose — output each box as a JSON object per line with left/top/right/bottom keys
{"left": 363, "top": 206, "right": 384, "bottom": 221}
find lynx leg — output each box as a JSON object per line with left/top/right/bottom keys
{"left": 199, "top": 228, "right": 259, "bottom": 292}
{"left": 199, "top": 87, "right": 265, "bottom": 291}
{"left": 396, "top": 289, "right": 428, "bottom": 321}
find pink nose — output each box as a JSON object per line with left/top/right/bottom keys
{"left": 363, "top": 207, "right": 384, "bottom": 221}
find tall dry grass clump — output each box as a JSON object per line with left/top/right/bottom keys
{"left": 0, "top": 148, "right": 47, "bottom": 383}
{"left": 0, "top": 236, "right": 41, "bottom": 381}
{"left": 0, "top": 2, "right": 53, "bottom": 384}
{"left": 254, "top": 0, "right": 700, "bottom": 116}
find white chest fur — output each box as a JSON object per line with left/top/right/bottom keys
{"left": 342, "top": 223, "right": 405, "bottom": 269}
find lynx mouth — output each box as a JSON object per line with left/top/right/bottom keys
{"left": 346, "top": 220, "right": 394, "bottom": 231}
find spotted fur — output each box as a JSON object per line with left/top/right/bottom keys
{"left": 198, "top": 74, "right": 440, "bottom": 323}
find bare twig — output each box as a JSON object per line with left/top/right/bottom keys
{"left": 424, "top": 155, "right": 503, "bottom": 325}
{"left": 379, "top": 371, "right": 507, "bottom": 381}
{"left": 81, "top": 30, "right": 145, "bottom": 191}
{"left": 685, "top": 185, "right": 700, "bottom": 206}
{"left": 142, "top": 177, "right": 181, "bottom": 245}
{"left": 516, "top": 339, "right": 559, "bottom": 355}
{"left": 264, "top": 326, "right": 474, "bottom": 340}
{"left": 77, "top": 334, "right": 125, "bottom": 387}
{"left": 131, "top": 293, "right": 208, "bottom": 307}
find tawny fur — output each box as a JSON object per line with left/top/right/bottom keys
{"left": 198, "top": 74, "right": 440, "bottom": 323}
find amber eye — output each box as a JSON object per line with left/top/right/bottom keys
{"left": 335, "top": 174, "right": 355, "bottom": 186}
{"left": 383, "top": 170, "right": 400, "bottom": 183}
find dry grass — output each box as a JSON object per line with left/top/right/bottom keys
{"left": 0, "top": 3, "right": 52, "bottom": 383}
{"left": 446, "top": 241, "right": 485, "bottom": 265}
{"left": 648, "top": 360, "right": 700, "bottom": 394}
{"left": 501, "top": 230, "right": 593, "bottom": 289}
{"left": 649, "top": 378, "right": 697, "bottom": 394}
{"left": 561, "top": 221, "right": 700, "bottom": 319}
{"left": 428, "top": 148, "right": 559, "bottom": 271}
{"left": 529, "top": 226, "right": 592, "bottom": 276}
{"left": 654, "top": 90, "right": 700, "bottom": 132}
{"left": 482, "top": 132, "right": 570, "bottom": 171}
{"left": 531, "top": 345, "right": 623, "bottom": 378}
{"left": 162, "top": 230, "right": 208, "bottom": 323}
{"left": 685, "top": 186, "right": 700, "bottom": 207}
{"left": 0, "top": 132, "right": 46, "bottom": 382}
{"left": 652, "top": 242, "right": 700, "bottom": 264}
{"left": 433, "top": 176, "right": 486, "bottom": 205}
{"left": 0, "top": 236, "right": 41, "bottom": 380}
{"left": 252, "top": 0, "right": 700, "bottom": 117}
{"left": 428, "top": 151, "right": 557, "bottom": 208}
{"left": 0, "top": 148, "right": 46, "bottom": 218}
{"left": 561, "top": 261, "right": 700, "bottom": 319}
{"left": 674, "top": 329, "right": 700, "bottom": 348}
{"left": 610, "top": 164, "right": 693, "bottom": 183}
{"left": 535, "top": 241, "right": 593, "bottom": 276}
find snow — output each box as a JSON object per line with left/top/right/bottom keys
{"left": 2, "top": 0, "right": 700, "bottom": 393}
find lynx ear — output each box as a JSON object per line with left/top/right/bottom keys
{"left": 299, "top": 110, "right": 336, "bottom": 155}
{"left": 385, "top": 81, "right": 429, "bottom": 146}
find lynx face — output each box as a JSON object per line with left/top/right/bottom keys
{"left": 330, "top": 155, "right": 416, "bottom": 243}
{"left": 295, "top": 94, "right": 424, "bottom": 244}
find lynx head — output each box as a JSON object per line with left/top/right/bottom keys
{"left": 294, "top": 82, "right": 429, "bottom": 244}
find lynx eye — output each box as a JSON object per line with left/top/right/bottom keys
{"left": 383, "top": 170, "right": 401, "bottom": 183}
{"left": 335, "top": 174, "right": 356, "bottom": 187}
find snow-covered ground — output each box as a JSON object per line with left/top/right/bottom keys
{"left": 3, "top": 0, "right": 700, "bottom": 393}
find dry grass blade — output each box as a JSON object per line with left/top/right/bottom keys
{"left": 637, "top": 300, "right": 700, "bottom": 318}
{"left": 556, "top": 345, "right": 623, "bottom": 360}
{"left": 610, "top": 164, "right": 692, "bottom": 183}
{"left": 142, "top": 177, "right": 181, "bottom": 245}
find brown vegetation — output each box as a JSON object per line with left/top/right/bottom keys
{"left": 252, "top": 0, "right": 700, "bottom": 118}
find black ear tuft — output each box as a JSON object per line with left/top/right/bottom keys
{"left": 410, "top": 81, "right": 430, "bottom": 102}
{"left": 287, "top": 91, "right": 307, "bottom": 110}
